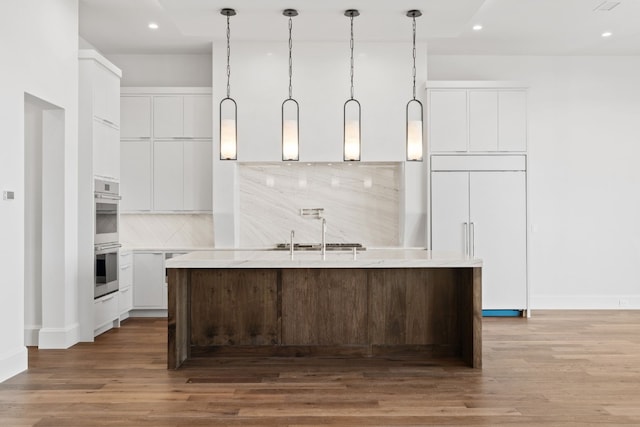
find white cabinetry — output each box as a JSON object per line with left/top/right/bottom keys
{"left": 119, "top": 251, "right": 133, "bottom": 320}
{"left": 133, "top": 252, "right": 166, "bottom": 309}
{"left": 153, "top": 141, "right": 184, "bottom": 211}
{"left": 427, "top": 81, "right": 528, "bottom": 314}
{"left": 79, "top": 50, "right": 122, "bottom": 341}
{"left": 93, "top": 120, "right": 120, "bottom": 181}
{"left": 431, "top": 161, "right": 527, "bottom": 310}
{"left": 153, "top": 95, "right": 212, "bottom": 138}
{"left": 121, "top": 96, "right": 151, "bottom": 139}
{"left": 120, "top": 88, "right": 212, "bottom": 213}
{"left": 93, "top": 293, "right": 119, "bottom": 337}
{"left": 428, "top": 82, "right": 527, "bottom": 153}
{"left": 121, "top": 140, "right": 152, "bottom": 211}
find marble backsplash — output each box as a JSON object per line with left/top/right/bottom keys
{"left": 120, "top": 214, "right": 214, "bottom": 248}
{"left": 239, "top": 162, "right": 402, "bottom": 247}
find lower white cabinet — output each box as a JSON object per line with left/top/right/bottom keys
{"left": 93, "top": 292, "right": 119, "bottom": 336}
{"left": 133, "top": 252, "right": 166, "bottom": 309}
{"left": 431, "top": 167, "right": 527, "bottom": 310}
{"left": 119, "top": 251, "right": 133, "bottom": 319}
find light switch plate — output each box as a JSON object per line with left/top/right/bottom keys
{"left": 3, "top": 191, "right": 15, "bottom": 200}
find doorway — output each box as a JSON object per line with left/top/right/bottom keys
{"left": 24, "top": 93, "right": 65, "bottom": 347}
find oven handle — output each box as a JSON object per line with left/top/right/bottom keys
{"left": 95, "top": 193, "right": 122, "bottom": 201}
{"left": 95, "top": 243, "right": 122, "bottom": 253}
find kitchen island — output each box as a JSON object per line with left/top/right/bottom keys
{"left": 166, "top": 250, "right": 482, "bottom": 369}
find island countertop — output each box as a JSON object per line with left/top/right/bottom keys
{"left": 165, "top": 249, "right": 482, "bottom": 269}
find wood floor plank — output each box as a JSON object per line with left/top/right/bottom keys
{"left": 1, "top": 312, "right": 640, "bottom": 426}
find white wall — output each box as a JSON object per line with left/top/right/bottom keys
{"left": 429, "top": 55, "right": 640, "bottom": 309}
{"left": 106, "top": 54, "right": 212, "bottom": 87}
{"left": 0, "top": 0, "right": 79, "bottom": 382}
{"left": 212, "top": 42, "right": 428, "bottom": 247}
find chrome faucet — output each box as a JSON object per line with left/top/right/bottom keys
{"left": 290, "top": 230, "right": 295, "bottom": 259}
{"left": 321, "top": 218, "right": 327, "bottom": 257}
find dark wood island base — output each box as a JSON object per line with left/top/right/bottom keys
{"left": 168, "top": 267, "right": 482, "bottom": 369}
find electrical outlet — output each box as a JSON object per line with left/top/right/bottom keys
{"left": 3, "top": 191, "right": 15, "bottom": 200}
{"left": 619, "top": 299, "right": 629, "bottom": 307}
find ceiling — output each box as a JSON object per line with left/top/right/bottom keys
{"left": 79, "top": 0, "right": 640, "bottom": 55}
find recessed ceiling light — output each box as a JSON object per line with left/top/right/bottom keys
{"left": 472, "top": 25, "right": 483, "bottom": 31}
{"left": 148, "top": 22, "right": 159, "bottom": 30}
{"left": 602, "top": 31, "right": 613, "bottom": 37}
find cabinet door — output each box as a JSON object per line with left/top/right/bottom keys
{"left": 470, "top": 171, "right": 527, "bottom": 309}
{"left": 153, "top": 141, "right": 184, "bottom": 210}
{"left": 133, "top": 253, "right": 165, "bottom": 308}
{"left": 121, "top": 140, "right": 152, "bottom": 211}
{"left": 498, "top": 91, "right": 527, "bottom": 151}
{"left": 93, "top": 120, "right": 120, "bottom": 180}
{"left": 94, "top": 64, "right": 120, "bottom": 127}
{"left": 121, "top": 96, "right": 151, "bottom": 138}
{"left": 153, "top": 96, "right": 183, "bottom": 138}
{"left": 428, "top": 90, "right": 467, "bottom": 152}
{"left": 469, "top": 91, "right": 498, "bottom": 152}
{"left": 430, "top": 171, "right": 470, "bottom": 254}
{"left": 183, "top": 140, "right": 212, "bottom": 211}
{"left": 183, "top": 95, "right": 212, "bottom": 138}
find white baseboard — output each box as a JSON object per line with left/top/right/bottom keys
{"left": 0, "top": 346, "right": 28, "bottom": 383}
{"left": 38, "top": 322, "right": 80, "bottom": 349}
{"left": 24, "top": 324, "right": 42, "bottom": 347}
{"left": 532, "top": 294, "right": 640, "bottom": 310}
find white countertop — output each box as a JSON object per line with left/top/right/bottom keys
{"left": 165, "top": 249, "right": 481, "bottom": 269}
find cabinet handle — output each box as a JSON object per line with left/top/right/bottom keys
{"left": 102, "top": 118, "right": 115, "bottom": 126}
{"left": 470, "top": 222, "right": 475, "bottom": 258}
{"left": 463, "top": 222, "right": 469, "bottom": 256}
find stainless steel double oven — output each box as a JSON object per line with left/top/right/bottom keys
{"left": 94, "top": 179, "right": 121, "bottom": 299}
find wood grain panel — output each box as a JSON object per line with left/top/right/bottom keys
{"left": 189, "top": 269, "right": 278, "bottom": 346}
{"left": 369, "top": 269, "right": 459, "bottom": 351}
{"left": 281, "top": 269, "right": 368, "bottom": 345}
{"left": 167, "top": 268, "right": 189, "bottom": 369}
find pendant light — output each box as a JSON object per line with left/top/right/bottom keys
{"left": 343, "top": 9, "right": 361, "bottom": 161}
{"left": 219, "top": 8, "right": 237, "bottom": 160}
{"left": 406, "top": 10, "right": 423, "bottom": 161}
{"left": 282, "top": 9, "right": 299, "bottom": 161}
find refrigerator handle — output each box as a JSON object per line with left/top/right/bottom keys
{"left": 463, "top": 222, "right": 469, "bottom": 257}
{"left": 470, "top": 222, "right": 475, "bottom": 258}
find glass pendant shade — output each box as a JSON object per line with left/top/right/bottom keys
{"left": 282, "top": 99, "right": 299, "bottom": 161}
{"left": 220, "top": 97, "right": 237, "bottom": 160}
{"left": 344, "top": 99, "right": 361, "bottom": 161}
{"left": 406, "top": 99, "right": 423, "bottom": 161}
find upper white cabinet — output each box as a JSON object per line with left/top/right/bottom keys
{"left": 79, "top": 50, "right": 122, "bottom": 182}
{"left": 120, "top": 88, "right": 213, "bottom": 212}
{"left": 428, "top": 90, "right": 467, "bottom": 152}
{"left": 121, "top": 96, "right": 151, "bottom": 139}
{"left": 153, "top": 141, "right": 184, "bottom": 211}
{"left": 428, "top": 82, "right": 527, "bottom": 153}
{"left": 153, "top": 95, "right": 212, "bottom": 139}
{"left": 121, "top": 140, "right": 152, "bottom": 211}
{"left": 93, "top": 120, "right": 120, "bottom": 181}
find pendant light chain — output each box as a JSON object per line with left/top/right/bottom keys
{"left": 349, "top": 15, "right": 355, "bottom": 100}
{"left": 412, "top": 16, "right": 417, "bottom": 100}
{"left": 226, "top": 15, "right": 231, "bottom": 99}
{"left": 288, "top": 16, "right": 293, "bottom": 100}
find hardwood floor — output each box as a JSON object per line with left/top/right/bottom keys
{"left": 2, "top": 311, "right": 640, "bottom": 426}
